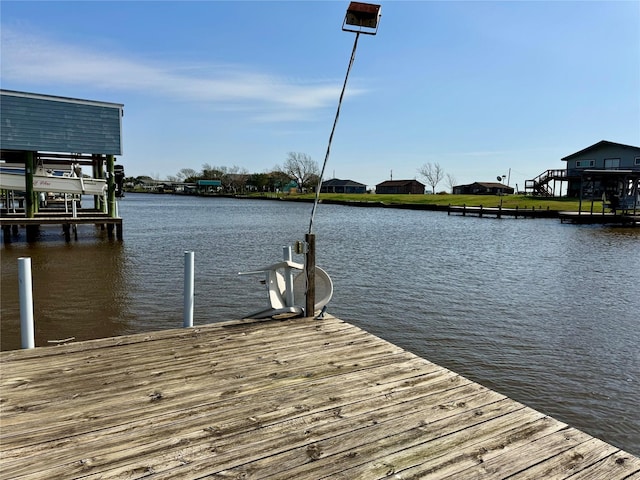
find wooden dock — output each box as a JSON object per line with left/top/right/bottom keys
{"left": 0, "top": 211, "right": 122, "bottom": 242}
{"left": 1, "top": 315, "right": 638, "bottom": 479}
{"left": 559, "top": 211, "right": 640, "bottom": 226}
{"left": 447, "top": 205, "right": 556, "bottom": 219}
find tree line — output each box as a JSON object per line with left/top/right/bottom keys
{"left": 125, "top": 153, "right": 457, "bottom": 194}
{"left": 124, "top": 152, "right": 322, "bottom": 193}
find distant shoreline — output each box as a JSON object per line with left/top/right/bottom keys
{"left": 124, "top": 190, "right": 614, "bottom": 215}
{"left": 237, "top": 194, "right": 560, "bottom": 218}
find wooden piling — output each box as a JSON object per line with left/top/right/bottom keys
{"left": 305, "top": 233, "right": 316, "bottom": 316}
{"left": 107, "top": 154, "right": 116, "bottom": 218}
{"left": 25, "top": 151, "right": 35, "bottom": 219}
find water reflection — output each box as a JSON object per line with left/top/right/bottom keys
{"left": 1, "top": 240, "right": 131, "bottom": 351}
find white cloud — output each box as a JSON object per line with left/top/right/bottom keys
{"left": 0, "top": 27, "right": 366, "bottom": 121}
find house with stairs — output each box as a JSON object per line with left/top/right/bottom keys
{"left": 525, "top": 140, "right": 640, "bottom": 208}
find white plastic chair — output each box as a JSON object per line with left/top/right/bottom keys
{"left": 293, "top": 266, "right": 334, "bottom": 314}
{"left": 239, "top": 260, "right": 304, "bottom": 319}
{"left": 239, "top": 261, "right": 333, "bottom": 319}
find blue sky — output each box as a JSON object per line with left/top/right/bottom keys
{"left": 2, "top": 1, "right": 639, "bottom": 191}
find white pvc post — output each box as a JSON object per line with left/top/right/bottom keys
{"left": 72, "top": 199, "right": 77, "bottom": 218}
{"left": 183, "top": 251, "right": 195, "bottom": 327}
{"left": 283, "top": 246, "right": 295, "bottom": 307}
{"left": 18, "top": 257, "right": 35, "bottom": 349}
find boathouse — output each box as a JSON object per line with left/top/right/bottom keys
{"left": 320, "top": 178, "right": 367, "bottom": 194}
{"left": 376, "top": 179, "right": 425, "bottom": 194}
{"left": 0, "top": 90, "right": 124, "bottom": 240}
{"left": 0, "top": 90, "right": 123, "bottom": 153}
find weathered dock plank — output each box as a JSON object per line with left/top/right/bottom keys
{"left": 1, "top": 316, "right": 638, "bottom": 479}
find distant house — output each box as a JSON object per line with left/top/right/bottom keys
{"left": 453, "top": 182, "right": 514, "bottom": 195}
{"left": 375, "top": 180, "right": 425, "bottom": 194}
{"left": 321, "top": 178, "right": 367, "bottom": 194}
{"left": 196, "top": 179, "right": 222, "bottom": 194}
{"left": 281, "top": 180, "right": 298, "bottom": 193}
{"left": 561, "top": 140, "right": 640, "bottom": 198}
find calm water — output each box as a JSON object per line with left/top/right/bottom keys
{"left": 1, "top": 193, "right": 639, "bottom": 456}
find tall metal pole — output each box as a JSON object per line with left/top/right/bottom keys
{"left": 308, "top": 31, "right": 360, "bottom": 235}
{"left": 306, "top": 31, "right": 361, "bottom": 316}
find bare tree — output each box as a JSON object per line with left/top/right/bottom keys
{"left": 176, "top": 168, "right": 198, "bottom": 183}
{"left": 418, "top": 162, "right": 444, "bottom": 194}
{"left": 201, "top": 164, "right": 226, "bottom": 180}
{"left": 223, "top": 166, "right": 250, "bottom": 193}
{"left": 278, "top": 152, "right": 319, "bottom": 192}
{"left": 446, "top": 173, "right": 457, "bottom": 193}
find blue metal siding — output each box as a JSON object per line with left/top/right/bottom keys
{"left": 564, "top": 142, "right": 640, "bottom": 172}
{"left": 0, "top": 92, "right": 123, "bottom": 154}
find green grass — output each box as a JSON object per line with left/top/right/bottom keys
{"left": 256, "top": 193, "right": 605, "bottom": 213}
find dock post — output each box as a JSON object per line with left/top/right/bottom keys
{"left": 107, "top": 155, "right": 116, "bottom": 218}
{"left": 305, "top": 233, "right": 316, "bottom": 317}
{"left": 18, "top": 257, "right": 35, "bottom": 349}
{"left": 25, "top": 151, "right": 40, "bottom": 240}
{"left": 71, "top": 200, "right": 78, "bottom": 240}
{"left": 183, "top": 251, "right": 195, "bottom": 328}
{"left": 116, "top": 221, "right": 123, "bottom": 241}
{"left": 93, "top": 154, "right": 106, "bottom": 211}
{"left": 479, "top": 205, "right": 483, "bottom": 218}
{"left": 26, "top": 226, "right": 38, "bottom": 242}
{"left": 3, "top": 226, "right": 10, "bottom": 244}
{"left": 25, "top": 151, "right": 36, "bottom": 219}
